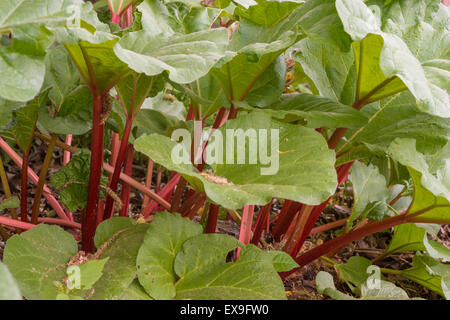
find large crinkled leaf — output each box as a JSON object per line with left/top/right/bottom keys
{"left": 50, "top": 3, "right": 131, "bottom": 94}
{"left": 0, "top": 197, "right": 20, "bottom": 211}
{"left": 387, "top": 138, "right": 450, "bottom": 224}
{"left": 173, "top": 73, "right": 228, "bottom": 118}
{"left": 336, "top": 0, "right": 449, "bottom": 117}
{"left": 316, "top": 271, "right": 414, "bottom": 300}
{"left": 154, "top": 1, "right": 222, "bottom": 35}
{"left": 0, "top": 262, "right": 22, "bottom": 300}
{"left": 64, "top": 37, "right": 131, "bottom": 94}
{"left": 347, "top": 161, "right": 388, "bottom": 227}
{"left": 397, "top": 254, "right": 448, "bottom": 299}
{"left": 388, "top": 138, "right": 450, "bottom": 201}
{"left": 174, "top": 234, "right": 288, "bottom": 300}
{"left": 335, "top": 256, "right": 371, "bottom": 295}
{"left": 50, "top": 149, "right": 107, "bottom": 212}
{"left": 115, "top": 72, "right": 159, "bottom": 114}
{"left": 210, "top": 23, "right": 295, "bottom": 105}
{"left": 351, "top": 33, "right": 407, "bottom": 104}
{"left": 235, "top": 92, "right": 367, "bottom": 129}
{"left": 134, "top": 112, "right": 337, "bottom": 209}
{"left": 288, "top": 0, "right": 351, "bottom": 50}
{"left": 43, "top": 45, "right": 82, "bottom": 110}
{"left": 91, "top": 222, "right": 150, "bottom": 300}
{"left": 136, "top": 212, "right": 203, "bottom": 300}
{"left": 315, "top": 271, "right": 356, "bottom": 300}
{"left": 212, "top": 0, "right": 350, "bottom": 105}
{"left": 0, "top": 99, "right": 23, "bottom": 130}
{"left": 3, "top": 89, "right": 49, "bottom": 151}
{"left": 117, "top": 280, "right": 152, "bottom": 300}
{"left": 294, "top": 37, "right": 355, "bottom": 105}
{"left": 114, "top": 28, "right": 229, "bottom": 84}
{"left": 94, "top": 217, "right": 137, "bottom": 248}
{"left": 340, "top": 92, "right": 450, "bottom": 155}
{"left": 3, "top": 225, "right": 78, "bottom": 300}
{"left": 236, "top": 0, "right": 304, "bottom": 28}
{"left": 423, "top": 236, "right": 450, "bottom": 263}
{"left": 39, "top": 45, "right": 92, "bottom": 134}
{"left": 385, "top": 223, "right": 426, "bottom": 256}
{"left": 0, "top": 0, "right": 83, "bottom": 101}
{"left": 38, "top": 85, "right": 92, "bottom": 135}
{"left": 132, "top": 92, "right": 186, "bottom": 137}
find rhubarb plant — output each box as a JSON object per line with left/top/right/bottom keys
{"left": 0, "top": 0, "right": 449, "bottom": 300}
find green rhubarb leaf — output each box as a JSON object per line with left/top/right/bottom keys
{"left": 293, "top": 37, "right": 355, "bottom": 105}
{"left": 385, "top": 223, "right": 426, "bottom": 256}
{"left": 265, "top": 250, "right": 299, "bottom": 273}
{"left": 117, "top": 279, "right": 152, "bottom": 300}
{"left": 0, "top": 0, "right": 83, "bottom": 101}
{"left": 4, "top": 89, "right": 49, "bottom": 151}
{"left": 335, "top": 256, "right": 372, "bottom": 294}
{"left": 0, "top": 99, "right": 24, "bottom": 130}
{"left": 236, "top": 0, "right": 303, "bottom": 28}
{"left": 316, "top": 271, "right": 356, "bottom": 300}
{"left": 114, "top": 24, "right": 229, "bottom": 84}
{"left": 50, "top": 149, "right": 108, "bottom": 212}
{"left": 134, "top": 112, "right": 337, "bottom": 209}
{"left": 115, "top": 72, "right": 159, "bottom": 114}
{"left": 347, "top": 161, "right": 388, "bottom": 227}
{"left": 341, "top": 92, "right": 450, "bottom": 155}
{"left": 387, "top": 138, "right": 450, "bottom": 224}
{"left": 0, "top": 196, "right": 20, "bottom": 211}
{"left": 317, "top": 271, "right": 414, "bottom": 300}
{"left": 336, "top": 0, "right": 449, "bottom": 117}
{"left": 38, "top": 85, "right": 92, "bottom": 135}
{"left": 51, "top": 2, "right": 130, "bottom": 94}
{"left": 423, "top": 236, "right": 450, "bottom": 263}
{"left": 174, "top": 235, "right": 288, "bottom": 300}
{"left": 360, "top": 280, "right": 411, "bottom": 300}
{"left": 90, "top": 223, "right": 150, "bottom": 300}
{"left": 394, "top": 254, "right": 447, "bottom": 299}
{"left": 136, "top": 212, "right": 203, "bottom": 300}
{"left": 38, "top": 45, "right": 92, "bottom": 135}
{"left": 76, "top": 258, "right": 109, "bottom": 290}
{"left": 94, "top": 217, "right": 137, "bottom": 248}
{"left": 235, "top": 92, "right": 367, "bottom": 129}
{"left": 3, "top": 225, "right": 78, "bottom": 300}
{"left": 64, "top": 37, "right": 130, "bottom": 94}
{"left": 133, "top": 92, "right": 186, "bottom": 137}
{"left": 173, "top": 73, "right": 228, "bottom": 118}
{"left": 0, "top": 262, "right": 22, "bottom": 300}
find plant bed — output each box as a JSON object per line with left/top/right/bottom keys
{"left": 0, "top": 0, "right": 449, "bottom": 301}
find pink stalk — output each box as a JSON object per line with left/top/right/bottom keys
{"left": 0, "top": 216, "right": 35, "bottom": 230}
{"left": 251, "top": 201, "right": 272, "bottom": 245}
{"left": 142, "top": 158, "right": 154, "bottom": 207}
{"left": 38, "top": 217, "right": 81, "bottom": 229}
{"left": 102, "top": 163, "right": 171, "bottom": 211}
{"left": 0, "top": 216, "right": 80, "bottom": 231}
{"left": 0, "top": 137, "right": 69, "bottom": 221}
{"left": 63, "top": 134, "right": 74, "bottom": 221}
{"left": 237, "top": 205, "right": 254, "bottom": 257}
{"left": 109, "top": 133, "right": 120, "bottom": 182}
{"left": 119, "top": 144, "right": 134, "bottom": 217}
{"left": 63, "top": 135, "right": 72, "bottom": 165}
{"left": 140, "top": 174, "right": 181, "bottom": 216}
{"left": 290, "top": 161, "right": 354, "bottom": 258}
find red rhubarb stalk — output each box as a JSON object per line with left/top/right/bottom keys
{"left": 119, "top": 144, "right": 134, "bottom": 217}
